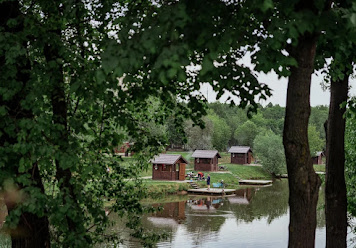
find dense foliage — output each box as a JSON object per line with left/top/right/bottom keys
{"left": 167, "top": 102, "right": 327, "bottom": 154}
{"left": 1, "top": 0, "right": 355, "bottom": 247}
{"left": 254, "top": 131, "right": 287, "bottom": 175}
{"left": 345, "top": 114, "right": 356, "bottom": 217}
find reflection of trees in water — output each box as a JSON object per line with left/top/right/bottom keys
{"left": 101, "top": 181, "right": 326, "bottom": 247}
{"left": 185, "top": 197, "right": 226, "bottom": 232}
{"left": 316, "top": 186, "right": 325, "bottom": 228}
{"left": 184, "top": 197, "right": 226, "bottom": 246}
{"left": 228, "top": 180, "right": 326, "bottom": 228}
{"left": 229, "top": 180, "right": 289, "bottom": 224}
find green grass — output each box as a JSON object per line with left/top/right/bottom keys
{"left": 224, "top": 164, "right": 272, "bottom": 180}
{"left": 142, "top": 180, "right": 190, "bottom": 197}
{"left": 219, "top": 152, "right": 231, "bottom": 164}
{"left": 195, "top": 172, "right": 239, "bottom": 188}
{"left": 313, "top": 164, "right": 325, "bottom": 172}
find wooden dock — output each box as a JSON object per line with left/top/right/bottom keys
{"left": 238, "top": 179, "right": 273, "bottom": 185}
{"left": 187, "top": 188, "right": 236, "bottom": 195}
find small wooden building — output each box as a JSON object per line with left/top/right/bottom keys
{"left": 152, "top": 154, "right": 188, "bottom": 181}
{"left": 114, "top": 142, "right": 134, "bottom": 156}
{"left": 192, "top": 150, "right": 221, "bottom": 171}
{"left": 312, "top": 151, "right": 325, "bottom": 165}
{"left": 228, "top": 146, "right": 253, "bottom": 164}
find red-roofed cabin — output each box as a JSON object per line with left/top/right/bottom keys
{"left": 228, "top": 146, "right": 253, "bottom": 164}
{"left": 192, "top": 150, "right": 221, "bottom": 171}
{"left": 152, "top": 154, "right": 188, "bottom": 181}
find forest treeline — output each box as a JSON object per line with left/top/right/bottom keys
{"left": 161, "top": 102, "right": 328, "bottom": 155}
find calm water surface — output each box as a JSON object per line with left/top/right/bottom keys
{"left": 1, "top": 180, "right": 355, "bottom": 247}
{"left": 108, "top": 180, "right": 355, "bottom": 248}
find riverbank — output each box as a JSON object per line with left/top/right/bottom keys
{"left": 143, "top": 163, "right": 273, "bottom": 197}
{"left": 142, "top": 162, "right": 326, "bottom": 197}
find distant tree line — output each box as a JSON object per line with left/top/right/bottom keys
{"left": 165, "top": 102, "right": 327, "bottom": 155}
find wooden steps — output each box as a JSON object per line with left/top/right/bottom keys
{"left": 188, "top": 181, "right": 199, "bottom": 189}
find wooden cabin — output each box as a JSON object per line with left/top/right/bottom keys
{"left": 114, "top": 142, "right": 134, "bottom": 156}
{"left": 312, "top": 151, "right": 325, "bottom": 165}
{"left": 152, "top": 154, "right": 188, "bottom": 181}
{"left": 192, "top": 150, "right": 221, "bottom": 171}
{"left": 228, "top": 146, "right": 253, "bottom": 164}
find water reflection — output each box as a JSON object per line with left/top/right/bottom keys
{"left": 111, "top": 180, "right": 339, "bottom": 248}
{"left": 0, "top": 180, "right": 353, "bottom": 247}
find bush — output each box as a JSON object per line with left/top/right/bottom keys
{"left": 254, "top": 131, "right": 286, "bottom": 175}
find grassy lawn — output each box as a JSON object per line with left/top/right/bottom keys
{"left": 313, "top": 164, "right": 325, "bottom": 172}
{"left": 224, "top": 164, "right": 272, "bottom": 180}
{"left": 194, "top": 172, "right": 239, "bottom": 188}
{"left": 143, "top": 180, "right": 190, "bottom": 197}
{"left": 219, "top": 152, "right": 231, "bottom": 164}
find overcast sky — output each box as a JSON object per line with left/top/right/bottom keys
{"left": 199, "top": 55, "right": 356, "bottom": 107}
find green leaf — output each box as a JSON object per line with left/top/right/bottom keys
{"left": 19, "top": 157, "right": 25, "bottom": 173}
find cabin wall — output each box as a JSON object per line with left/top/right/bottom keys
{"left": 312, "top": 155, "right": 323, "bottom": 165}
{"left": 152, "top": 164, "right": 176, "bottom": 180}
{"left": 152, "top": 162, "right": 186, "bottom": 181}
{"left": 231, "top": 153, "right": 246, "bottom": 164}
{"left": 194, "top": 157, "right": 218, "bottom": 171}
{"left": 248, "top": 152, "right": 253, "bottom": 164}
{"left": 231, "top": 152, "right": 253, "bottom": 164}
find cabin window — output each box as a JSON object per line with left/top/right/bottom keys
{"left": 162, "top": 164, "right": 170, "bottom": 171}
{"left": 154, "top": 165, "right": 158, "bottom": 170}
{"left": 175, "top": 163, "right": 179, "bottom": 172}
{"left": 197, "top": 158, "right": 200, "bottom": 163}
{"left": 232, "top": 154, "right": 235, "bottom": 157}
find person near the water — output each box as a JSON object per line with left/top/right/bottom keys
{"left": 207, "top": 174, "right": 211, "bottom": 190}
{"left": 198, "top": 171, "right": 204, "bottom": 180}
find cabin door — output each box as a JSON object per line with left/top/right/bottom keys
{"left": 178, "top": 163, "right": 186, "bottom": 181}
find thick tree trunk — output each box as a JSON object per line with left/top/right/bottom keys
{"left": 283, "top": 33, "right": 321, "bottom": 248}
{"left": 44, "top": 30, "right": 81, "bottom": 235}
{"left": 0, "top": 2, "right": 51, "bottom": 247}
{"left": 325, "top": 74, "right": 348, "bottom": 248}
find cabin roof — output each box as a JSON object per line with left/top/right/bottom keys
{"left": 151, "top": 154, "right": 188, "bottom": 165}
{"left": 315, "top": 151, "right": 325, "bottom": 157}
{"left": 191, "top": 150, "right": 221, "bottom": 159}
{"left": 228, "top": 146, "right": 252, "bottom": 154}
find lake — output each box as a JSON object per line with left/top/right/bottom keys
{"left": 107, "top": 179, "right": 355, "bottom": 248}
{"left": 1, "top": 180, "right": 355, "bottom": 247}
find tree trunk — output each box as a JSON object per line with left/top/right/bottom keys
{"left": 325, "top": 74, "right": 348, "bottom": 248}
{"left": 44, "top": 28, "right": 81, "bottom": 235}
{"left": 0, "top": 2, "right": 51, "bottom": 247}
{"left": 283, "top": 33, "right": 321, "bottom": 248}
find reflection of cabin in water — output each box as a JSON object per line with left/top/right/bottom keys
{"left": 228, "top": 188, "right": 255, "bottom": 205}
{"left": 152, "top": 154, "right": 187, "bottom": 181}
{"left": 149, "top": 201, "right": 186, "bottom": 225}
{"left": 187, "top": 198, "right": 216, "bottom": 212}
{"left": 312, "top": 151, "right": 325, "bottom": 165}
{"left": 192, "top": 150, "right": 221, "bottom": 171}
{"left": 228, "top": 146, "right": 253, "bottom": 164}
